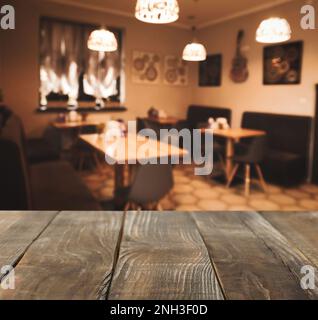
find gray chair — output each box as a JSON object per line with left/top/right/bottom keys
{"left": 117, "top": 164, "right": 174, "bottom": 210}
{"left": 227, "top": 136, "right": 268, "bottom": 196}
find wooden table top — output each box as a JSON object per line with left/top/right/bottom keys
{"left": 0, "top": 211, "right": 317, "bottom": 300}
{"left": 52, "top": 120, "right": 101, "bottom": 129}
{"left": 80, "top": 133, "right": 188, "bottom": 163}
{"left": 204, "top": 128, "right": 266, "bottom": 140}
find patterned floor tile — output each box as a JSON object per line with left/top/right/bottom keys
{"left": 228, "top": 205, "right": 255, "bottom": 211}
{"left": 197, "top": 200, "right": 227, "bottom": 211}
{"left": 80, "top": 165, "right": 318, "bottom": 212}
{"left": 189, "top": 180, "right": 212, "bottom": 189}
{"left": 249, "top": 199, "right": 280, "bottom": 211}
{"left": 220, "top": 194, "right": 247, "bottom": 206}
{"left": 174, "top": 194, "right": 197, "bottom": 205}
{"left": 300, "top": 184, "right": 318, "bottom": 194}
{"left": 173, "top": 185, "right": 194, "bottom": 194}
{"left": 284, "top": 189, "right": 311, "bottom": 199}
{"left": 193, "top": 189, "right": 220, "bottom": 200}
{"left": 299, "top": 199, "right": 318, "bottom": 210}
{"left": 268, "top": 194, "right": 296, "bottom": 206}
{"left": 175, "top": 205, "right": 201, "bottom": 211}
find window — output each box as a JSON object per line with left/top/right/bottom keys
{"left": 39, "top": 17, "right": 122, "bottom": 109}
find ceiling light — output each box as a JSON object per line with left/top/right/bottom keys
{"left": 182, "top": 42, "right": 207, "bottom": 62}
{"left": 182, "top": 24, "right": 207, "bottom": 62}
{"left": 256, "top": 17, "right": 291, "bottom": 44}
{"left": 135, "top": 0, "right": 180, "bottom": 24}
{"left": 87, "top": 29, "right": 118, "bottom": 52}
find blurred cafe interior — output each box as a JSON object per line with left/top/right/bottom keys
{"left": 1, "top": 0, "right": 318, "bottom": 212}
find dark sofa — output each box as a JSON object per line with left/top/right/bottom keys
{"left": 179, "top": 105, "right": 232, "bottom": 129}
{"left": 0, "top": 111, "right": 101, "bottom": 210}
{"left": 242, "top": 112, "right": 312, "bottom": 186}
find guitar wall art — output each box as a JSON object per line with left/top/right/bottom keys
{"left": 230, "top": 30, "right": 249, "bottom": 83}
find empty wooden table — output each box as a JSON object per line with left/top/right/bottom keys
{"left": 80, "top": 133, "right": 188, "bottom": 191}
{"left": 52, "top": 120, "right": 101, "bottom": 130}
{"left": 205, "top": 128, "right": 266, "bottom": 181}
{"left": 0, "top": 211, "right": 317, "bottom": 300}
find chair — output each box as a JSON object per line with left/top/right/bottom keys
{"left": 117, "top": 164, "right": 174, "bottom": 210}
{"left": 227, "top": 136, "right": 268, "bottom": 197}
{"left": 73, "top": 124, "right": 101, "bottom": 171}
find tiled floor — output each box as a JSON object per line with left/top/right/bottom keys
{"left": 80, "top": 164, "right": 318, "bottom": 211}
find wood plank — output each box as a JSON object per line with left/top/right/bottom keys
{"left": 109, "top": 211, "right": 224, "bottom": 300}
{"left": 0, "top": 211, "right": 123, "bottom": 300}
{"left": 0, "top": 211, "right": 57, "bottom": 278}
{"left": 192, "top": 212, "right": 310, "bottom": 300}
{"left": 240, "top": 212, "right": 318, "bottom": 299}
{"left": 261, "top": 212, "right": 318, "bottom": 269}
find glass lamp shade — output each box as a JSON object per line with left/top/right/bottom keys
{"left": 87, "top": 29, "right": 118, "bottom": 52}
{"left": 135, "top": 0, "right": 180, "bottom": 24}
{"left": 256, "top": 18, "right": 291, "bottom": 44}
{"left": 182, "top": 42, "right": 207, "bottom": 62}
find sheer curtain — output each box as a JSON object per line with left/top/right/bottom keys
{"left": 40, "top": 18, "right": 121, "bottom": 107}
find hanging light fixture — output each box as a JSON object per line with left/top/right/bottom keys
{"left": 87, "top": 28, "right": 118, "bottom": 52}
{"left": 182, "top": 26, "right": 207, "bottom": 62}
{"left": 256, "top": 17, "right": 291, "bottom": 44}
{"left": 135, "top": 0, "right": 180, "bottom": 24}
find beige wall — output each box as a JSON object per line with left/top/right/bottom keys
{"left": 194, "top": 0, "right": 318, "bottom": 128}
{"left": 1, "top": 0, "right": 194, "bottom": 135}
{"left": 1, "top": 0, "right": 318, "bottom": 136}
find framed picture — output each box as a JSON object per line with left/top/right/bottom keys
{"left": 132, "top": 51, "right": 161, "bottom": 85}
{"left": 163, "top": 55, "right": 189, "bottom": 86}
{"left": 199, "top": 54, "right": 222, "bottom": 87}
{"left": 263, "top": 41, "right": 303, "bottom": 85}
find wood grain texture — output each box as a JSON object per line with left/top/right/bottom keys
{"left": 0, "top": 211, "right": 123, "bottom": 300}
{"left": 261, "top": 212, "right": 318, "bottom": 268}
{"left": 0, "top": 211, "right": 57, "bottom": 278}
{"left": 192, "top": 212, "right": 309, "bottom": 300}
{"left": 240, "top": 212, "right": 318, "bottom": 300}
{"left": 109, "top": 211, "right": 224, "bottom": 300}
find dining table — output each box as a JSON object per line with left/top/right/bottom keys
{"left": 0, "top": 211, "right": 317, "bottom": 300}
{"left": 52, "top": 120, "right": 101, "bottom": 130}
{"left": 80, "top": 133, "right": 188, "bottom": 192}
{"left": 204, "top": 128, "right": 266, "bottom": 181}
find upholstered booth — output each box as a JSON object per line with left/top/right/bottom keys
{"left": 179, "top": 105, "right": 232, "bottom": 130}
{"left": 242, "top": 112, "right": 312, "bottom": 186}
{"left": 0, "top": 110, "right": 101, "bottom": 210}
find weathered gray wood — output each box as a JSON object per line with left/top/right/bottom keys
{"left": 262, "top": 212, "right": 318, "bottom": 268}
{"left": 0, "top": 211, "right": 123, "bottom": 300}
{"left": 192, "top": 212, "right": 310, "bottom": 300}
{"left": 240, "top": 212, "right": 318, "bottom": 299}
{"left": 0, "top": 211, "right": 57, "bottom": 277}
{"left": 109, "top": 211, "right": 224, "bottom": 300}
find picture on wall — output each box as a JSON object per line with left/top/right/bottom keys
{"left": 163, "top": 55, "right": 189, "bottom": 86}
{"left": 132, "top": 51, "right": 161, "bottom": 85}
{"left": 263, "top": 41, "right": 303, "bottom": 85}
{"left": 199, "top": 54, "right": 222, "bottom": 87}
